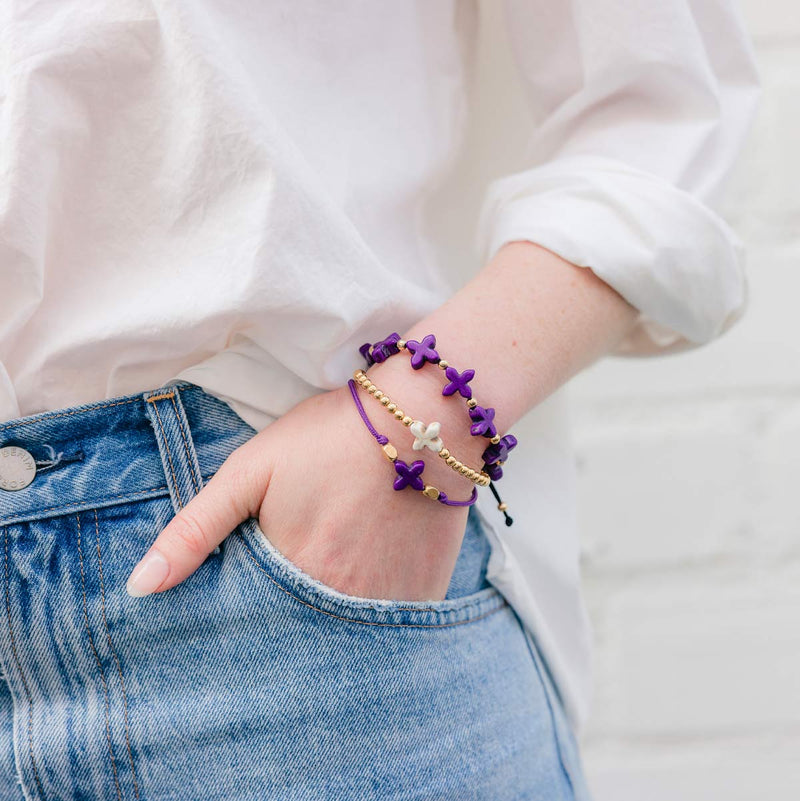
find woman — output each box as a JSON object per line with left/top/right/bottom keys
{"left": 0, "top": 2, "right": 759, "bottom": 799}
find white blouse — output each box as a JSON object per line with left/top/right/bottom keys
{"left": 0, "top": 0, "right": 760, "bottom": 734}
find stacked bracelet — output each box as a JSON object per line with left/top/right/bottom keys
{"left": 359, "top": 332, "right": 517, "bottom": 525}
{"left": 353, "top": 369, "right": 490, "bottom": 487}
{"left": 347, "top": 380, "right": 478, "bottom": 508}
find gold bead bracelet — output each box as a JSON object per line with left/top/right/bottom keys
{"left": 353, "top": 369, "right": 491, "bottom": 487}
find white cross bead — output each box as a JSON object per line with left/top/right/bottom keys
{"left": 409, "top": 420, "right": 443, "bottom": 452}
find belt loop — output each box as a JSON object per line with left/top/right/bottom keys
{"left": 143, "top": 386, "right": 204, "bottom": 515}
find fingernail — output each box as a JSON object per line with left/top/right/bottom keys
{"left": 126, "top": 550, "right": 169, "bottom": 597}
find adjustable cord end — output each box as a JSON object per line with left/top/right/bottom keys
{"left": 488, "top": 481, "right": 513, "bottom": 526}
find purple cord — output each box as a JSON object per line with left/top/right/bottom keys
{"left": 348, "top": 379, "right": 389, "bottom": 445}
{"left": 347, "top": 379, "right": 477, "bottom": 509}
{"left": 358, "top": 334, "right": 516, "bottom": 526}
{"left": 435, "top": 488, "right": 478, "bottom": 507}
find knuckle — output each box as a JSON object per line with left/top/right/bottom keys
{"left": 167, "top": 510, "right": 214, "bottom": 558}
{"left": 215, "top": 446, "right": 270, "bottom": 513}
{"left": 214, "top": 457, "right": 249, "bottom": 493}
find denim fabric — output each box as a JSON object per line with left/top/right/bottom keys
{"left": 0, "top": 380, "right": 592, "bottom": 800}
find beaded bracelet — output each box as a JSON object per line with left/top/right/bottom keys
{"left": 353, "top": 369, "right": 490, "bottom": 487}
{"left": 359, "top": 332, "right": 517, "bottom": 524}
{"left": 360, "top": 332, "right": 517, "bottom": 466}
{"left": 347, "top": 379, "right": 478, "bottom": 508}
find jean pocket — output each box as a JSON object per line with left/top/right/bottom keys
{"left": 230, "top": 516, "right": 507, "bottom": 628}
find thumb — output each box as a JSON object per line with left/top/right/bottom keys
{"left": 125, "top": 436, "right": 271, "bottom": 597}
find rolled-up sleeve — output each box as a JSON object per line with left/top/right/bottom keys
{"left": 476, "top": 0, "right": 761, "bottom": 355}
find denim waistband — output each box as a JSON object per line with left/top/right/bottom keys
{"left": 0, "top": 380, "right": 253, "bottom": 527}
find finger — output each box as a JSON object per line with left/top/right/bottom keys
{"left": 125, "top": 438, "right": 271, "bottom": 597}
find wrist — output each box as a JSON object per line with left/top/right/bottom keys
{"left": 360, "top": 354, "right": 487, "bottom": 501}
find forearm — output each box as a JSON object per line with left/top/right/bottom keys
{"left": 364, "top": 241, "right": 640, "bottom": 496}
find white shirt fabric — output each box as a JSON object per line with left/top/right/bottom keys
{"left": 0, "top": 0, "right": 759, "bottom": 734}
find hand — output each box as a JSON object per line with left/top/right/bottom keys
{"left": 125, "top": 376, "right": 475, "bottom": 602}
{"left": 126, "top": 241, "right": 640, "bottom": 602}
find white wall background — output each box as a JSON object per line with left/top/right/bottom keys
{"left": 573, "top": 3, "right": 800, "bottom": 797}
{"left": 441, "top": 2, "right": 798, "bottom": 798}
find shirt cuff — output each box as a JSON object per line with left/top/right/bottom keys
{"left": 476, "top": 154, "right": 749, "bottom": 357}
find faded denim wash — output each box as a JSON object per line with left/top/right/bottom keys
{"left": 0, "top": 380, "right": 592, "bottom": 800}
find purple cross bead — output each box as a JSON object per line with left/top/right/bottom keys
{"left": 359, "top": 342, "right": 375, "bottom": 367}
{"left": 404, "top": 334, "right": 440, "bottom": 369}
{"left": 468, "top": 405, "right": 497, "bottom": 438}
{"left": 482, "top": 434, "right": 518, "bottom": 465}
{"left": 393, "top": 459, "right": 426, "bottom": 491}
{"left": 482, "top": 461, "right": 504, "bottom": 481}
{"left": 442, "top": 366, "right": 475, "bottom": 399}
{"left": 370, "top": 332, "right": 401, "bottom": 363}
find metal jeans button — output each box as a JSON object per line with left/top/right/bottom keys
{"left": 0, "top": 446, "right": 37, "bottom": 491}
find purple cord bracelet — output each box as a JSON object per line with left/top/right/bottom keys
{"left": 347, "top": 379, "right": 478, "bottom": 509}
{"left": 359, "top": 332, "right": 517, "bottom": 525}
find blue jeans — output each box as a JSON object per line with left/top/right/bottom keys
{"left": 0, "top": 380, "right": 592, "bottom": 800}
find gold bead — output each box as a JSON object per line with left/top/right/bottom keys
{"left": 380, "top": 396, "right": 390, "bottom": 406}
{"left": 397, "top": 339, "right": 406, "bottom": 349}
{"left": 402, "top": 416, "right": 413, "bottom": 427}
{"left": 438, "top": 360, "right": 448, "bottom": 370}
{"left": 394, "top": 409, "right": 404, "bottom": 420}
{"left": 387, "top": 403, "right": 397, "bottom": 413}
{"left": 439, "top": 448, "right": 450, "bottom": 459}
{"left": 460, "top": 466, "right": 470, "bottom": 476}
{"left": 367, "top": 385, "right": 378, "bottom": 395}
{"left": 498, "top": 502, "right": 508, "bottom": 511}
{"left": 446, "top": 456, "right": 456, "bottom": 466}
{"left": 373, "top": 390, "right": 383, "bottom": 400}
{"left": 467, "top": 399, "right": 478, "bottom": 409}
{"left": 422, "top": 485, "right": 440, "bottom": 500}
{"left": 490, "top": 435, "right": 501, "bottom": 444}
{"left": 382, "top": 443, "right": 398, "bottom": 461}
